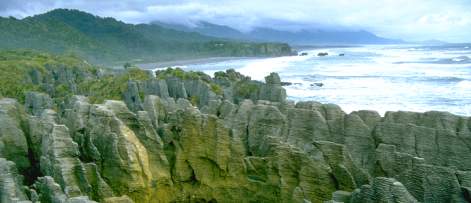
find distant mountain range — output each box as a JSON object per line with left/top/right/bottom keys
{"left": 0, "top": 9, "right": 292, "bottom": 65}
{"left": 154, "top": 21, "right": 403, "bottom": 45}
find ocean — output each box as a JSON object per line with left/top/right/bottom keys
{"left": 152, "top": 44, "right": 471, "bottom": 116}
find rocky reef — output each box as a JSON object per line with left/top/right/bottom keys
{"left": 1, "top": 52, "right": 471, "bottom": 202}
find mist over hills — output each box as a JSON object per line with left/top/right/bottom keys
{"left": 0, "top": 9, "right": 292, "bottom": 65}
{"left": 154, "top": 20, "right": 402, "bottom": 45}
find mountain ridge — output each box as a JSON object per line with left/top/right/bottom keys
{"left": 153, "top": 20, "right": 403, "bottom": 45}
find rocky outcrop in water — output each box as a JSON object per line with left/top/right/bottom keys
{"left": 1, "top": 66, "right": 471, "bottom": 202}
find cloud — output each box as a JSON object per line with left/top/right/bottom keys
{"left": 0, "top": 0, "right": 470, "bottom": 42}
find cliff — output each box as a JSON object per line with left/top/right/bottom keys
{"left": 1, "top": 51, "right": 471, "bottom": 202}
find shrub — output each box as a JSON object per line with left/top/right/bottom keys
{"left": 190, "top": 95, "right": 199, "bottom": 106}
{"left": 210, "top": 84, "right": 223, "bottom": 95}
{"left": 234, "top": 81, "right": 260, "bottom": 99}
{"left": 78, "top": 68, "right": 150, "bottom": 103}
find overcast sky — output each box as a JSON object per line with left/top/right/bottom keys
{"left": 1, "top": 0, "right": 470, "bottom": 42}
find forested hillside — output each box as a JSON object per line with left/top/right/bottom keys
{"left": 0, "top": 9, "right": 292, "bottom": 65}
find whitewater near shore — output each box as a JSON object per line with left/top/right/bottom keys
{"left": 141, "top": 44, "right": 471, "bottom": 116}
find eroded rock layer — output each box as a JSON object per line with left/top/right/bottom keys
{"left": 1, "top": 67, "right": 471, "bottom": 203}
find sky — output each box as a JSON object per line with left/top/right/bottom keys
{"left": 1, "top": 0, "right": 470, "bottom": 42}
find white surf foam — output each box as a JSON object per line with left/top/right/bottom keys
{"left": 179, "top": 45, "right": 471, "bottom": 116}
{"left": 457, "top": 80, "right": 471, "bottom": 89}
{"left": 152, "top": 65, "right": 188, "bottom": 73}
{"left": 236, "top": 54, "right": 313, "bottom": 81}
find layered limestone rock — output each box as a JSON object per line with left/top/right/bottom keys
{"left": 259, "top": 72, "right": 286, "bottom": 103}
{"left": 0, "top": 158, "right": 31, "bottom": 203}
{"left": 0, "top": 99, "right": 31, "bottom": 174}
{"left": 1, "top": 69, "right": 471, "bottom": 202}
{"left": 33, "top": 176, "right": 98, "bottom": 203}
{"left": 26, "top": 99, "right": 126, "bottom": 202}
{"left": 350, "top": 177, "right": 419, "bottom": 203}
{"left": 25, "top": 91, "right": 53, "bottom": 116}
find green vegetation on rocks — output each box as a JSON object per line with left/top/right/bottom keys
{"left": 0, "top": 50, "right": 97, "bottom": 103}
{"left": 0, "top": 51, "right": 471, "bottom": 202}
{"left": 79, "top": 67, "right": 151, "bottom": 103}
{"left": 0, "top": 50, "right": 154, "bottom": 104}
{"left": 210, "top": 83, "right": 223, "bottom": 95}
{"left": 156, "top": 67, "right": 211, "bottom": 82}
{"left": 233, "top": 81, "right": 261, "bottom": 100}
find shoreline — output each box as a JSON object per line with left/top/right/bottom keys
{"left": 130, "top": 44, "right": 349, "bottom": 70}
{"left": 136, "top": 57, "right": 260, "bottom": 70}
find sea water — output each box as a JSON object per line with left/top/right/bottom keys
{"left": 158, "top": 44, "right": 471, "bottom": 116}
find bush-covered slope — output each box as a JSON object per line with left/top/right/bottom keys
{"left": 0, "top": 9, "right": 293, "bottom": 65}
{"left": 0, "top": 50, "right": 98, "bottom": 102}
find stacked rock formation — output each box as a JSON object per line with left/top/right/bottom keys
{"left": 1, "top": 67, "right": 471, "bottom": 203}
